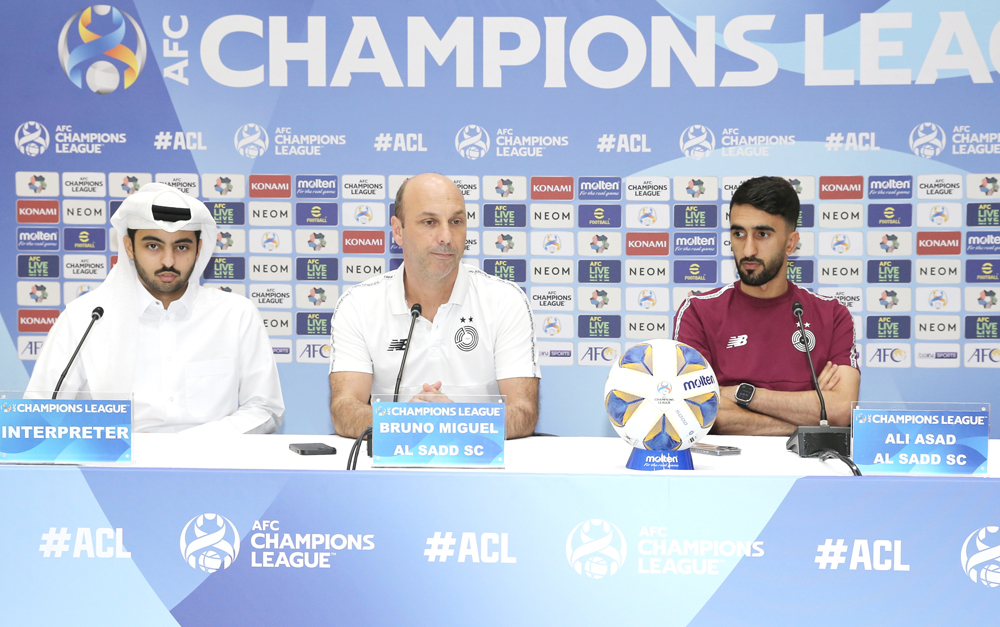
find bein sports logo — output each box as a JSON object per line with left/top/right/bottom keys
{"left": 15, "top": 122, "right": 50, "bottom": 157}
{"left": 679, "top": 125, "right": 715, "bottom": 160}
{"left": 566, "top": 519, "right": 627, "bottom": 579}
{"left": 961, "top": 526, "right": 1000, "bottom": 587}
{"left": 58, "top": 6, "right": 147, "bottom": 94}
{"left": 235, "top": 124, "right": 269, "bottom": 158}
{"left": 909, "top": 123, "right": 946, "bottom": 159}
{"left": 180, "top": 513, "right": 241, "bottom": 573}
{"left": 456, "top": 124, "right": 490, "bottom": 160}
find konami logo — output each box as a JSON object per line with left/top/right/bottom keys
{"left": 249, "top": 175, "right": 292, "bottom": 198}
{"left": 626, "top": 232, "right": 670, "bottom": 256}
{"left": 342, "top": 230, "right": 386, "bottom": 253}
{"left": 819, "top": 176, "right": 864, "bottom": 200}
{"left": 17, "top": 200, "right": 60, "bottom": 223}
{"left": 18, "top": 309, "right": 60, "bottom": 333}
{"left": 530, "top": 176, "right": 574, "bottom": 200}
{"left": 916, "top": 231, "right": 961, "bottom": 255}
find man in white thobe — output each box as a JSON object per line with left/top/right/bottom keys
{"left": 27, "top": 183, "right": 284, "bottom": 434}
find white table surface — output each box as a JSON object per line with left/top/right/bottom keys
{"left": 109, "top": 433, "right": 1000, "bottom": 477}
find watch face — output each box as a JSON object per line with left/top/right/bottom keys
{"left": 736, "top": 384, "right": 754, "bottom": 401}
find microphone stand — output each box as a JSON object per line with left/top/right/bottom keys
{"left": 52, "top": 307, "right": 104, "bottom": 399}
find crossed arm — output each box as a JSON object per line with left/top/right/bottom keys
{"left": 329, "top": 372, "right": 539, "bottom": 439}
{"left": 711, "top": 362, "right": 861, "bottom": 435}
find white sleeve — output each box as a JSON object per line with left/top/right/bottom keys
{"left": 25, "top": 309, "right": 89, "bottom": 399}
{"left": 184, "top": 304, "right": 284, "bottom": 435}
{"left": 329, "top": 289, "right": 374, "bottom": 374}
{"left": 493, "top": 284, "right": 541, "bottom": 380}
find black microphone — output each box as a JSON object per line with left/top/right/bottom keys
{"left": 786, "top": 300, "right": 853, "bottom": 463}
{"left": 349, "top": 303, "right": 423, "bottom": 470}
{"left": 52, "top": 306, "right": 104, "bottom": 400}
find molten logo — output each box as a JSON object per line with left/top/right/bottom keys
{"left": 682, "top": 374, "right": 715, "bottom": 391}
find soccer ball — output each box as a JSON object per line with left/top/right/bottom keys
{"left": 604, "top": 340, "right": 719, "bottom": 450}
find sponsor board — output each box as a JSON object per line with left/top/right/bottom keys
{"left": 17, "top": 227, "right": 59, "bottom": 252}
{"left": 342, "top": 230, "right": 386, "bottom": 254}
{"left": 785, "top": 259, "right": 814, "bottom": 284}
{"left": 625, "top": 315, "right": 671, "bottom": 339}
{"left": 720, "top": 176, "right": 753, "bottom": 201}
{"left": 248, "top": 229, "right": 292, "bottom": 254}
{"left": 203, "top": 257, "right": 246, "bottom": 281}
{"left": 534, "top": 314, "right": 574, "bottom": 339}
{"left": 482, "top": 176, "right": 527, "bottom": 201}
{"left": 61, "top": 172, "right": 106, "bottom": 197}
{"left": 296, "top": 257, "right": 338, "bottom": 281}
{"left": 916, "top": 174, "right": 962, "bottom": 199}
{"left": 249, "top": 202, "right": 292, "bottom": 226}
{"left": 64, "top": 228, "right": 107, "bottom": 252}
{"left": 538, "top": 341, "right": 573, "bottom": 366}
{"left": 63, "top": 199, "right": 106, "bottom": 225}
{"left": 17, "top": 336, "right": 45, "bottom": 361}
{"left": 214, "top": 229, "right": 246, "bottom": 254}
{"left": 295, "top": 229, "right": 336, "bottom": 255}
{"left": 917, "top": 203, "right": 960, "bottom": 227}
{"left": 784, "top": 176, "right": 816, "bottom": 201}
{"left": 296, "top": 202, "right": 338, "bottom": 226}
{"left": 464, "top": 231, "right": 480, "bottom": 255}
{"left": 577, "top": 314, "right": 621, "bottom": 338}
{"left": 625, "top": 204, "right": 667, "bottom": 228}
{"left": 578, "top": 259, "right": 621, "bottom": 283}
{"left": 295, "top": 284, "right": 338, "bottom": 309}
{"left": 966, "top": 315, "right": 1000, "bottom": 339}
{"left": 867, "top": 260, "right": 912, "bottom": 283}
{"left": 818, "top": 287, "right": 862, "bottom": 313}
{"left": 915, "top": 287, "right": 961, "bottom": 312}
{"left": 202, "top": 174, "right": 246, "bottom": 199}
{"left": 484, "top": 231, "right": 527, "bottom": 256}
{"left": 964, "top": 343, "right": 1000, "bottom": 368}
{"left": 17, "top": 200, "right": 59, "bottom": 223}
{"left": 914, "top": 315, "right": 960, "bottom": 340}
{"left": 818, "top": 232, "right": 863, "bottom": 256}
{"left": 866, "top": 315, "right": 911, "bottom": 339}
{"left": 673, "top": 177, "right": 718, "bottom": 201}
{"left": 966, "top": 286, "right": 999, "bottom": 312}
{"left": 578, "top": 287, "right": 621, "bottom": 311}
{"left": 295, "top": 175, "right": 338, "bottom": 199}
{"left": 818, "top": 260, "right": 862, "bottom": 284}
{"left": 625, "top": 287, "right": 669, "bottom": 312}
{"left": 868, "top": 176, "right": 912, "bottom": 199}
{"left": 483, "top": 203, "right": 527, "bottom": 228}
{"left": 818, "top": 176, "right": 863, "bottom": 199}
{"left": 577, "top": 176, "right": 621, "bottom": 201}
{"left": 577, "top": 342, "right": 621, "bottom": 366}
{"left": 967, "top": 202, "right": 1000, "bottom": 227}
{"left": 342, "top": 203, "right": 386, "bottom": 228}
{"left": 673, "top": 260, "right": 717, "bottom": 284}
{"left": 625, "top": 177, "right": 670, "bottom": 201}
{"left": 484, "top": 259, "right": 526, "bottom": 283}
{"left": 155, "top": 173, "right": 199, "bottom": 196}
{"left": 866, "top": 287, "right": 912, "bottom": 312}
{"left": 623, "top": 232, "right": 669, "bottom": 256}
{"left": 249, "top": 284, "right": 293, "bottom": 309}
{"left": 448, "top": 175, "right": 481, "bottom": 200}
{"left": 63, "top": 254, "right": 107, "bottom": 280}
{"left": 867, "top": 204, "right": 912, "bottom": 227}
{"left": 342, "top": 175, "right": 386, "bottom": 200}
{"left": 18, "top": 308, "right": 60, "bottom": 333}
{"left": 530, "top": 176, "right": 573, "bottom": 200}
{"left": 530, "top": 204, "right": 573, "bottom": 229}
{"left": 109, "top": 172, "right": 152, "bottom": 198}
{"left": 296, "top": 311, "right": 333, "bottom": 336}
{"left": 16, "top": 282, "right": 61, "bottom": 307}
{"left": 915, "top": 259, "right": 961, "bottom": 284}
{"left": 917, "top": 231, "right": 961, "bottom": 255}
{"left": 270, "top": 339, "right": 293, "bottom": 364}
{"left": 866, "top": 231, "right": 913, "bottom": 256}
{"left": 672, "top": 232, "right": 716, "bottom": 256}
{"left": 966, "top": 231, "right": 1000, "bottom": 255}
{"left": 966, "top": 259, "right": 1000, "bottom": 282}
{"left": 865, "top": 343, "right": 911, "bottom": 368}
{"left": 578, "top": 205, "right": 622, "bottom": 229}
{"left": 208, "top": 201, "right": 246, "bottom": 226}
{"left": 530, "top": 285, "right": 575, "bottom": 311}
{"left": 913, "top": 343, "right": 961, "bottom": 368}
{"left": 966, "top": 174, "right": 1000, "bottom": 200}
{"left": 672, "top": 204, "right": 718, "bottom": 228}
{"left": 818, "top": 205, "right": 863, "bottom": 228}
{"left": 342, "top": 257, "right": 385, "bottom": 282}
{"left": 579, "top": 232, "right": 622, "bottom": 256}
{"left": 260, "top": 312, "right": 292, "bottom": 337}
{"left": 249, "top": 256, "right": 292, "bottom": 281}
{"left": 296, "top": 338, "right": 332, "bottom": 363}
{"left": 529, "top": 232, "right": 575, "bottom": 256}
{"left": 16, "top": 171, "right": 59, "bottom": 197}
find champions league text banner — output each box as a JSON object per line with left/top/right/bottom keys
{"left": 3, "top": 1, "right": 1000, "bottom": 436}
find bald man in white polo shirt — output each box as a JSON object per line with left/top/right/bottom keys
{"left": 329, "top": 173, "right": 540, "bottom": 439}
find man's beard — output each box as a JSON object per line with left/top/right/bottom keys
{"left": 136, "top": 263, "right": 193, "bottom": 295}
{"left": 736, "top": 252, "right": 784, "bottom": 286}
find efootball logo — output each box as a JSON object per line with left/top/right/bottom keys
{"left": 57, "top": 6, "right": 147, "bottom": 94}
{"left": 15, "top": 122, "right": 49, "bottom": 157}
{"left": 909, "top": 123, "right": 946, "bottom": 159}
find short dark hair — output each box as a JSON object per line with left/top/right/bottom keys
{"left": 730, "top": 176, "right": 799, "bottom": 229}
{"left": 126, "top": 228, "right": 202, "bottom": 246}
{"left": 393, "top": 178, "right": 410, "bottom": 223}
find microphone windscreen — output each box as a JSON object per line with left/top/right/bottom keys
{"left": 792, "top": 301, "right": 803, "bottom": 316}
{"left": 92, "top": 306, "right": 105, "bottom": 320}
{"left": 410, "top": 303, "right": 422, "bottom": 317}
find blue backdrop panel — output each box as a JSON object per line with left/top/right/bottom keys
{"left": 2, "top": 1, "right": 999, "bottom": 435}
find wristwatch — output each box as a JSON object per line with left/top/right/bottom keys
{"left": 735, "top": 383, "right": 756, "bottom": 409}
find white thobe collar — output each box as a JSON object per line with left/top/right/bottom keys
{"left": 134, "top": 274, "right": 199, "bottom": 318}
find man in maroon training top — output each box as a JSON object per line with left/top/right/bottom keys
{"left": 674, "top": 176, "right": 860, "bottom": 435}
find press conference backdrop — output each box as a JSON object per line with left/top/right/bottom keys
{"left": 3, "top": 1, "right": 1000, "bottom": 436}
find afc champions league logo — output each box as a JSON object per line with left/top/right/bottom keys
{"left": 566, "top": 519, "right": 627, "bottom": 579}
{"left": 455, "top": 124, "right": 490, "bottom": 160}
{"left": 180, "top": 513, "right": 241, "bottom": 573}
{"left": 15, "top": 122, "right": 49, "bottom": 157}
{"left": 679, "top": 125, "right": 715, "bottom": 160}
{"left": 961, "top": 526, "right": 1000, "bottom": 587}
{"left": 909, "top": 122, "right": 946, "bottom": 159}
{"left": 58, "top": 5, "right": 147, "bottom": 94}
{"left": 235, "top": 123, "right": 269, "bottom": 158}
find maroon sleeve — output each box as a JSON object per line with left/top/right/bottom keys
{"left": 674, "top": 298, "right": 714, "bottom": 366}
{"left": 828, "top": 300, "right": 859, "bottom": 370}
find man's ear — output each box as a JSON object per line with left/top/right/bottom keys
{"left": 123, "top": 233, "right": 136, "bottom": 261}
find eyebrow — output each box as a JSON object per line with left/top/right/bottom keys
{"left": 140, "top": 235, "right": 195, "bottom": 244}
{"left": 730, "top": 223, "right": 776, "bottom": 233}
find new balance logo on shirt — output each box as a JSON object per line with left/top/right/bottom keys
{"left": 726, "top": 334, "right": 748, "bottom": 348}
{"left": 387, "top": 339, "right": 408, "bottom": 351}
